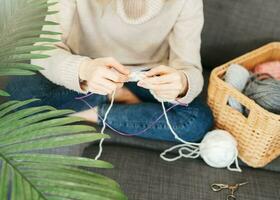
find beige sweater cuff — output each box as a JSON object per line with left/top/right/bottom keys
{"left": 175, "top": 70, "right": 201, "bottom": 104}
{"left": 60, "top": 55, "right": 91, "bottom": 94}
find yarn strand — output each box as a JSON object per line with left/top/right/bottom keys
{"left": 95, "top": 90, "right": 116, "bottom": 160}
{"left": 227, "top": 151, "right": 242, "bottom": 172}
{"left": 160, "top": 143, "right": 200, "bottom": 161}
{"left": 160, "top": 102, "right": 200, "bottom": 161}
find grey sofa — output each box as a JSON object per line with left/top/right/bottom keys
{"left": 1, "top": 0, "right": 280, "bottom": 200}
{"left": 83, "top": 1, "right": 280, "bottom": 200}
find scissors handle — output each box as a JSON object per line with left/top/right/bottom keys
{"left": 211, "top": 184, "right": 228, "bottom": 192}
{"left": 227, "top": 194, "right": 237, "bottom": 200}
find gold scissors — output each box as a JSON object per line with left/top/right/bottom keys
{"left": 211, "top": 182, "right": 248, "bottom": 200}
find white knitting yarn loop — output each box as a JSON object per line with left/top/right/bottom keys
{"left": 160, "top": 102, "right": 201, "bottom": 161}
{"left": 95, "top": 90, "right": 116, "bottom": 160}
{"left": 227, "top": 156, "right": 242, "bottom": 172}
{"left": 160, "top": 143, "right": 200, "bottom": 162}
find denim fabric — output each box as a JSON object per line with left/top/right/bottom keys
{"left": 6, "top": 74, "right": 108, "bottom": 111}
{"left": 6, "top": 74, "right": 214, "bottom": 143}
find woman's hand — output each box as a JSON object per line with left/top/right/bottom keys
{"left": 79, "top": 57, "right": 130, "bottom": 95}
{"left": 137, "top": 65, "right": 188, "bottom": 101}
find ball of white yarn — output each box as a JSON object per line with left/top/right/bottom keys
{"left": 200, "top": 130, "right": 238, "bottom": 169}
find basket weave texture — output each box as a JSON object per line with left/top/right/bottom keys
{"left": 208, "top": 42, "right": 280, "bottom": 168}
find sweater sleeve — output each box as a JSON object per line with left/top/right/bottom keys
{"left": 32, "top": 0, "right": 90, "bottom": 94}
{"left": 168, "top": 0, "right": 204, "bottom": 104}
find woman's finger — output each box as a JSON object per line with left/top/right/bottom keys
{"left": 155, "top": 90, "right": 179, "bottom": 96}
{"left": 101, "top": 79, "right": 123, "bottom": 90}
{"left": 155, "top": 91, "right": 179, "bottom": 98}
{"left": 89, "top": 77, "right": 115, "bottom": 91}
{"left": 103, "top": 67, "right": 128, "bottom": 83}
{"left": 141, "top": 74, "right": 175, "bottom": 85}
{"left": 97, "top": 78, "right": 124, "bottom": 92}
{"left": 145, "top": 65, "right": 172, "bottom": 77}
{"left": 92, "top": 89, "right": 107, "bottom": 96}
{"left": 154, "top": 92, "right": 177, "bottom": 101}
{"left": 88, "top": 83, "right": 110, "bottom": 95}
{"left": 105, "top": 57, "right": 130, "bottom": 75}
{"left": 138, "top": 82, "right": 178, "bottom": 91}
{"left": 115, "top": 82, "right": 124, "bottom": 89}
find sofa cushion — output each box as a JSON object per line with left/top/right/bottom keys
{"left": 93, "top": 126, "right": 280, "bottom": 173}
{"left": 84, "top": 145, "right": 280, "bottom": 200}
{"left": 201, "top": 0, "right": 280, "bottom": 69}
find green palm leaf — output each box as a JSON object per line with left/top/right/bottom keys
{"left": 0, "top": 0, "right": 127, "bottom": 199}
{"left": 0, "top": 100, "right": 127, "bottom": 200}
{"left": 0, "top": 90, "right": 10, "bottom": 97}
{"left": 0, "top": 0, "right": 60, "bottom": 96}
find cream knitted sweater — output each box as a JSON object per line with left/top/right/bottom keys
{"left": 33, "top": 0, "right": 204, "bottom": 104}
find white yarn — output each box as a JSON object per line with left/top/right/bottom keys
{"left": 224, "top": 64, "right": 250, "bottom": 112}
{"left": 200, "top": 130, "right": 241, "bottom": 172}
{"left": 127, "top": 66, "right": 149, "bottom": 82}
{"left": 95, "top": 90, "right": 116, "bottom": 160}
{"left": 95, "top": 67, "right": 148, "bottom": 159}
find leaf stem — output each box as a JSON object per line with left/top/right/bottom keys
{"left": 0, "top": 151, "right": 47, "bottom": 200}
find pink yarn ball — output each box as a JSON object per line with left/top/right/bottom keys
{"left": 254, "top": 61, "right": 280, "bottom": 80}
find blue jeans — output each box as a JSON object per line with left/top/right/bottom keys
{"left": 6, "top": 74, "right": 214, "bottom": 143}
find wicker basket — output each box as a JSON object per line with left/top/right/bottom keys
{"left": 208, "top": 42, "right": 280, "bottom": 168}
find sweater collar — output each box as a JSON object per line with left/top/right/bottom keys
{"left": 116, "top": 0, "right": 164, "bottom": 25}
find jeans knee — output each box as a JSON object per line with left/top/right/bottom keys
{"left": 6, "top": 75, "right": 55, "bottom": 110}
{"left": 177, "top": 104, "right": 214, "bottom": 142}
{"left": 7, "top": 76, "right": 42, "bottom": 100}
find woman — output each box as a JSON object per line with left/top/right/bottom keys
{"left": 7, "top": 0, "right": 213, "bottom": 145}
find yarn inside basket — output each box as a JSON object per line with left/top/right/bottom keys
{"left": 254, "top": 60, "right": 280, "bottom": 80}
{"left": 224, "top": 64, "right": 250, "bottom": 112}
{"left": 244, "top": 74, "right": 280, "bottom": 114}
